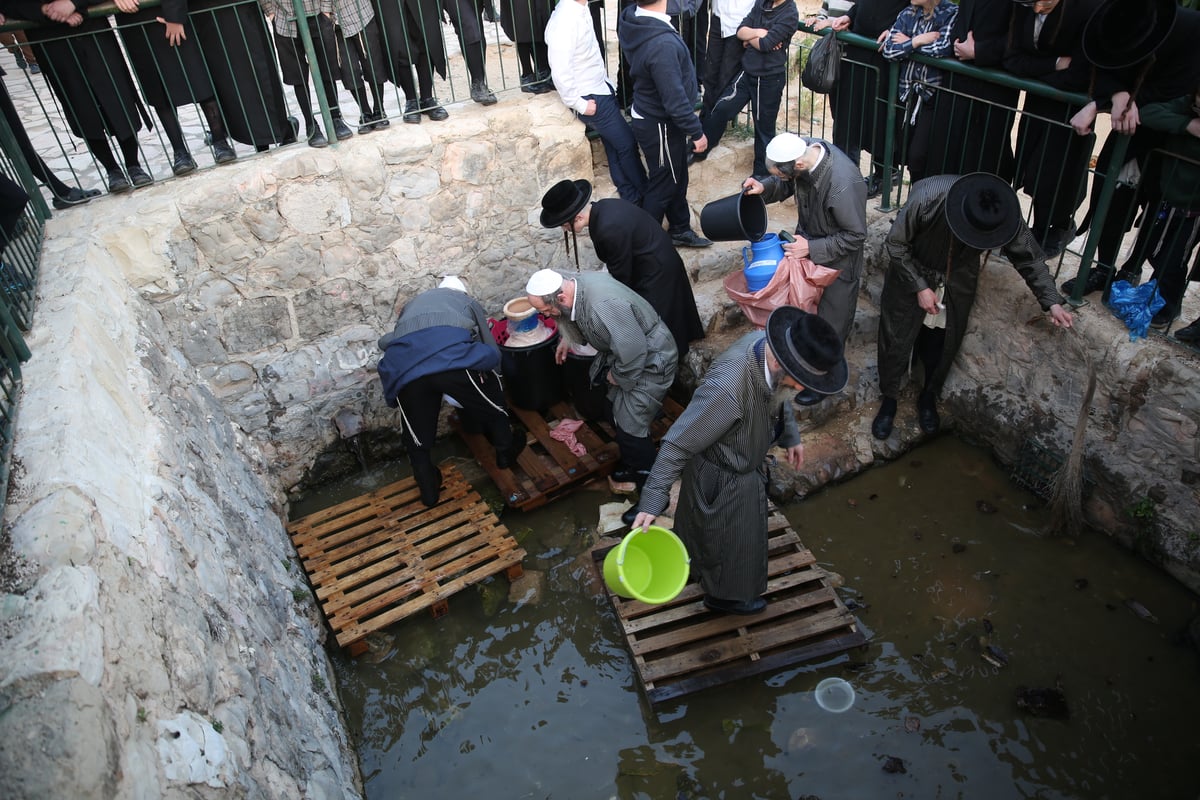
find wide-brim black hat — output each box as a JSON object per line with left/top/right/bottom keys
{"left": 944, "top": 172, "right": 1022, "bottom": 250}
{"left": 765, "top": 306, "right": 848, "bottom": 396}
{"left": 1083, "top": 0, "right": 1177, "bottom": 70}
{"left": 539, "top": 179, "right": 592, "bottom": 228}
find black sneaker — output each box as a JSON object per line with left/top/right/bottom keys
{"left": 671, "top": 230, "right": 713, "bottom": 248}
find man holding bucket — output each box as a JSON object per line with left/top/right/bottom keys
{"left": 525, "top": 268, "right": 678, "bottom": 505}
{"left": 377, "top": 277, "right": 526, "bottom": 507}
{"left": 630, "top": 307, "right": 847, "bottom": 616}
{"left": 742, "top": 132, "right": 868, "bottom": 406}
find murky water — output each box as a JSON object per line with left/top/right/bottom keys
{"left": 304, "top": 437, "right": 1200, "bottom": 799}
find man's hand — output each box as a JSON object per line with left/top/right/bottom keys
{"left": 912, "top": 31, "right": 940, "bottom": 48}
{"left": 1112, "top": 92, "right": 1139, "bottom": 135}
{"left": 114, "top": 0, "right": 139, "bottom": 12}
{"left": 158, "top": 18, "right": 186, "bottom": 45}
{"left": 1070, "top": 101, "right": 1098, "bottom": 136}
{"left": 554, "top": 340, "right": 569, "bottom": 365}
{"left": 742, "top": 176, "right": 765, "bottom": 195}
{"left": 953, "top": 30, "right": 975, "bottom": 61}
{"left": 631, "top": 511, "right": 657, "bottom": 532}
{"left": 581, "top": 98, "right": 597, "bottom": 117}
{"left": 42, "top": 0, "right": 77, "bottom": 23}
{"left": 692, "top": 133, "right": 708, "bottom": 154}
{"left": 607, "top": 369, "right": 618, "bottom": 386}
{"left": 783, "top": 237, "right": 810, "bottom": 259}
{"left": 1048, "top": 303, "right": 1074, "bottom": 328}
{"left": 783, "top": 443, "right": 804, "bottom": 470}
{"left": 1187, "top": 118, "right": 1200, "bottom": 139}
{"left": 830, "top": 15, "right": 850, "bottom": 31}
{"left": 917, "top": 287, "right": 940, "bottom": 315}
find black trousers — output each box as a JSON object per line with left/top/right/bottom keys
{"left": 395, "top": 367, "right": 514, "bottom": 459}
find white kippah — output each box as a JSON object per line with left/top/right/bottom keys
{"left": 526, "top": 269, "right": 564, "bottom": 296}
{"left": 765, "top": 132, "right": 807, "bottom": 164}
{"left": 439, "top": 275, "right": 468, "bottom": 292}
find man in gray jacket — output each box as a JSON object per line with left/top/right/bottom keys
{"left": 743, "top": 132, "right": 868, "bottom": 404}
{"left": 525, "top": 268, "right": 678, "bottom": 521}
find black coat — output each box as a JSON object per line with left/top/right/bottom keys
{"left": 925, "top": 0, "right": 1019, "bottom": 179}
{"left": 830, "top": 0, "right": 909, "bottom": 162}
{"left": 188, "top": 0, "right": 294, "bottom": 146}
{"left": 114, "top": 0, "right": 214, "bottom": 108}
{"left": 589, "top": 198, "right": 705, "bottom": 358}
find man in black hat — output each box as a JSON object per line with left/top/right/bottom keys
{"left": 377, "top": 278, "right": 526, "bottom": 508}
{"left": 872, "top": 173, "right": 1074, "bottom": 440}
{"left": 540, "top": 179, "right": 705, "bottom": 358}
{"left": 629, "top": 306, "right": 846, "bottom": 616}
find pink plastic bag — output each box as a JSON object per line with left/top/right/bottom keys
{"left": 723, "top": 254, "right": 840, "bottom": 327}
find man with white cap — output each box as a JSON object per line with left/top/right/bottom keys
{"left": 525, "top": 268, "right": 678, "bottom": 511}
{"left": 629, "top": 306, "right": 846, "bottom": 615}
{"left": 743, "top": 131, "right": 868, "bottom": 405}
{"left": 377, "top": 276, "right": 525, "bottom": 507}
{"left": 872, "top": 173, "right": 1074, "bottom": 441}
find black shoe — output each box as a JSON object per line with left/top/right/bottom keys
{"left": 703, "top": 595, "right": 767, "bottom": 615}
{"left": 794, "top": 388, "right": 824, "bottom": 406}
{"left": 1113, "top": 267, "right": 1141, "bottom": 287}
{"left": 52, "top": 186, "right": 101, "bottom": 210}
{"left": 332, "top": 117, "right": 354, "bottom": 140}
{"left": 621, "top": 507, "right": 639, "bottom": 527}
{"left": 128, "top": 165, "right": 153, "bottom": 188}
{"left": 528, "top": 68, "right": 554, "bottom": 94}
{"left": 420, "top": 98, "right": 448, "bottom": 121}
{"left": 307, "top": 126, "right": 329, "bottom": 148}
{"left": 403, "top": 100, "right": 421, "bottom": 124}
{"left": 671, "top": 230, "right": 713, "bottom": 248}
{"left": 357, "top": 114, "right": 374, "bottom": 135}
{"left": 281, "top": 115, "right": 300, "bottom": 145}
{"left": 1174, "top": 318, "right": 1200, "bottom": 343}
{"left": 612, "top": 468, "right": 650, "bottom": 488}
{"left": 1151, "top": 306, "right": 1180, "bottom": 330}
{"left": 871, "top": 398, "right": 896, "bottom": 440}
{"left": 211, "top": 138, "right": 237, "bottom": 164}
{"left": 1060, "top": 267, "right": 1109, "bottom": 297}
{"left": 865, "top": 168, "right": 900, "bottom": 199}
{"left": 470, "top": 79, "right": 498, "bottom": 106}
{"left": 519, "top": 73, "right": 537, "bottom": 94}
{"left": 1040, "top": 224, "right": 1076, "bottom": 259}
{"left": 107, "top": 169, "right": 131, "bottom": 194}
{"left": 171, "top": 151, "right": 197, "bottom": 176}
{"left": 495, "top": 432, "right": 527, "bottom": 469}
{"left": 917, "top": 393, "right": 940, "bottom": 434}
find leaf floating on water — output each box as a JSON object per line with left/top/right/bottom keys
{"left": 976, "top": 500, "right": 997, "bottom": 514}
{"left": 787, "top": 727, "right": 814, "bottom": 752}
{"left": 1124, "top": 598, "right": 1160, "bottom": 623}
{"left": 882, "top": 755, "right": 907, "bottom": 774}
{"left": 721, "top": 718, "right": 739, "bottom": 735}
{"left": 904, "top": 716, "right": 921, "bottom": 733}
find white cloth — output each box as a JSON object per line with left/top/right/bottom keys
{"left": 713, "top": 0, "right": 755, "bottom": 37}
{"left": 546, "top": 0, "right": 615, "bottom": 115}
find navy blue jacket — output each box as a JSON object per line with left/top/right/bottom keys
{"left": 617, "top": 6, "right": 703, "bottom": 138}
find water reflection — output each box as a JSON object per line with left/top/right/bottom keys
{"left": 316, "top": 437, "right": 1199, "bottom": 798}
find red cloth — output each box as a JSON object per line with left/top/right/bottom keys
{"left": 723, "top": 254, "right": 840, "bottom": 327}
{"left": 549, "top": 418, "right": 587, "bottom": 456}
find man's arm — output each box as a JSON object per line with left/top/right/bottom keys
{"left": 546, "top": 14, "right": 589, "bottom": 114}
{"left": 807, "top": 182, "right": 868, "bottom": 268}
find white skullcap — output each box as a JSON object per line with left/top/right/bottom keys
{"left": 439, "top": 275, "right": 468, "bottom": 293}
{"left": 525, "top": 269, "right": 564, "bottom": 296}
{"left": 765, "top": 132, "right": 807, "bottom": 164}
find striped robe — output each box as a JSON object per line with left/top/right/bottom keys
{"left": 638, "top": 332, "right": 801, "bottom": 602}
{"left": 556, "top": 272, "right": 677, "bottom": 438}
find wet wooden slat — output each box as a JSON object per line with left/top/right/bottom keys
{"left": 286, "top": 463, "right": 526, "bottom": 653}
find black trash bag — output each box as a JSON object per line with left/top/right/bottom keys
{"left": 1106, "top": 278, "right": 1165, "bottom": 341}
{"left": 801, "top": 32, "right": 842, "bottom": 95}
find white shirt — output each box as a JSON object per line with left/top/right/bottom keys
{"left": 713, "top": 0, "right": 756, "bottom": 38}
{"left": 546, "top": 0, "right": 615, "bottom": 115}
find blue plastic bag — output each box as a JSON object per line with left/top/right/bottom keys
{"left": 1106, "top": 278, "right": 1165, "bottom": 341}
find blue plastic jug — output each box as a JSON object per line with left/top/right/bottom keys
{"left": 742, "top": 233, "right": 785, "bottom": 292}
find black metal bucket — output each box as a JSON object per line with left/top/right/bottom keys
{"left": 501, "top": 331, "right": 563, "bottom": 412}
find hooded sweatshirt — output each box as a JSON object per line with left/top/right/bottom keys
{"left": 617, "top": 5, "right": 704, "bottom": 138}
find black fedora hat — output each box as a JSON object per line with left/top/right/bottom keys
{"left": 765, "top": 306, "right": 848, "bottom": 396}
{"left": 944, "top": 172, "right": 1022, "bottom": 250}
{"left": 540, "top": 179, "right": 592, "bottom": 228}
{"left": 1083, "top": 0, "right": 1177, "bottom": 70}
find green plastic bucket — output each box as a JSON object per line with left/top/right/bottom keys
{"left": 602, "top": 525, "right": 691, "bottom": 604}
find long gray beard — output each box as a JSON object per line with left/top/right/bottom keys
{"left": 768, "top": 368, "right": 796, "bottom": 406}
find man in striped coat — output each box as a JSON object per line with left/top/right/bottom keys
{"left": 630, "top": 307, "right": 847, "bottom": 615}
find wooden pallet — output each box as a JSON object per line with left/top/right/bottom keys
{"left": 286, "top": 464, "right": 526, "bottom": 654}
{"left": 454, "top": 395, "right": 685, "bottom": 511}
{"left": 592, "top": 508, "right": 867, "bottom": 704}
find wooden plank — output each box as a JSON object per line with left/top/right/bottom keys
{"left": 287, "top": 463, "right": 527, "bottom": 652}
